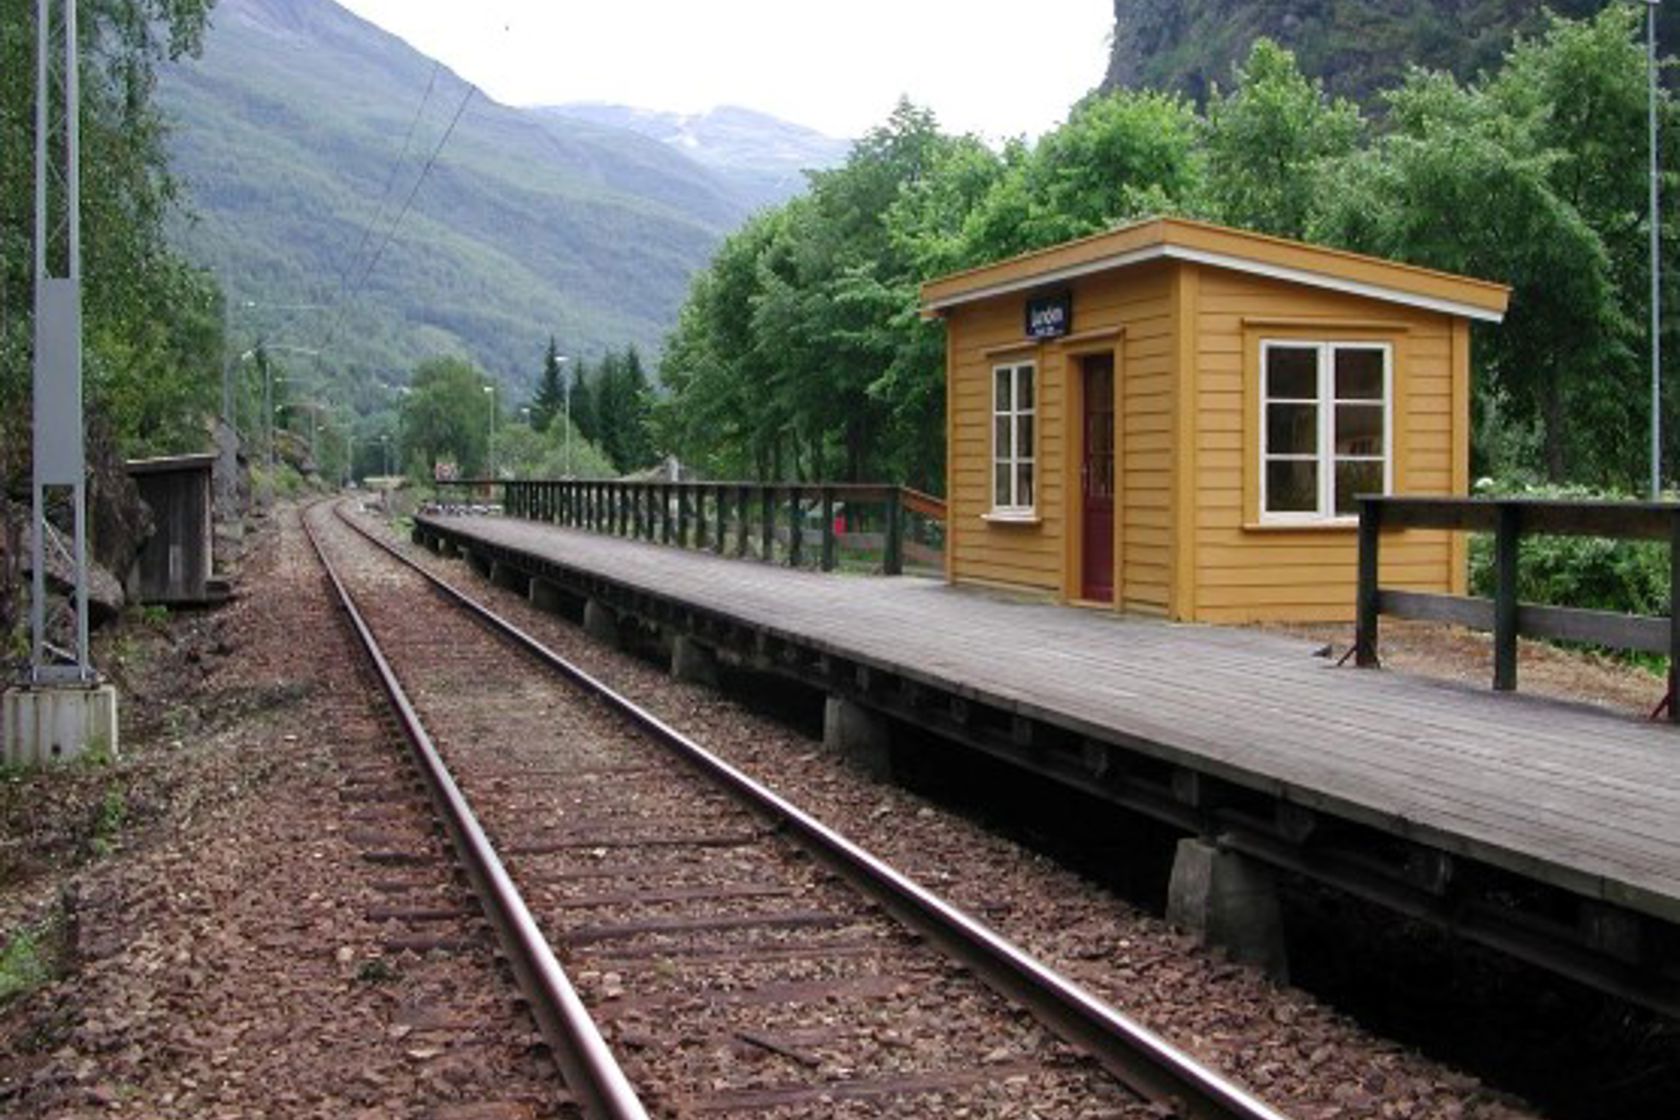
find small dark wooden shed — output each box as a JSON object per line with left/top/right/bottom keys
{"left": 126, "top": 453, "right": 216, "bottom": 605}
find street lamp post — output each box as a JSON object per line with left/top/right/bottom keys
{"left": 1649, "top": 0, "right": 1664, "bottom": 499}
{"left": 557, "top": 355, "right": 572, "bottom": 476}
{"left": 483, "top": 384, "right": 496, "bottom": 479}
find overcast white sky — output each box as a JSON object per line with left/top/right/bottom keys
{"left": 334, "top": 0, "right": 1115, "bottom": 141}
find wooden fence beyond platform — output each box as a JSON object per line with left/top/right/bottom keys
{"left": 1355, "top": 495, "right": 1680, "bottom": 719}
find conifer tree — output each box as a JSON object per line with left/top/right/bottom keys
{"left": 529, "top": 336, "right": 566, "bottom": 432}
{"left": 569, "top": 358, "right": 597, "bottom": 443}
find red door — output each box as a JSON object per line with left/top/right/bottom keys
{"left": 1082, "top": 356, "right": 1116, "bottom": 602}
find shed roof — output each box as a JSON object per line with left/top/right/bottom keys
{"left": 920, "top": 216, "right": 1511, "bottom": 323}
{"left": 126, "top": 453, "right": 217, "bottom": 477}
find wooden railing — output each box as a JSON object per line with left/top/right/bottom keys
{"left": 1355, "top": 495, "right": 1680, "bottom": 718}
{"left": 438, "top": 479, "right": 945, "bottom": 577}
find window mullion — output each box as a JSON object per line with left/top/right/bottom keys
{"left": 1318, "top": 344, "right": 1333, "bottom": 517}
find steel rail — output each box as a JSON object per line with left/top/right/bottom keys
{"left": 336, "top": 502, "right": 1293, "bottom": 1120}
{"left": 302, "top": 504, "right": 649, "bottom": 1120}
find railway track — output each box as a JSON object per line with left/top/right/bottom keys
{"left": 304, "top": 498, "right": 1288, "bottom": 1120}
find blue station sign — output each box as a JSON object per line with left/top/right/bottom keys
{"left": 1025, "top": 292, "right": 1072, "bottom": 339}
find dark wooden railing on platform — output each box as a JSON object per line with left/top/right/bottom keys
{"left": 1355, "top": 495, "right": 1680, "bottom": 719}
{"left": 437, "top": 479, "right": 945, "bottom": 577}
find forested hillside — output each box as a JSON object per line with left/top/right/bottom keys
{"left": 659, "top": 8, "right": 1676, "bottom": 498}
{"left": 1102, "top": 0, "right": 1677, "bottom": 104}
{"left": 159, "top": 0, "right": 814, "bottom": 390}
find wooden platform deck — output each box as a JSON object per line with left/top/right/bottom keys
{"left": 417, "top": 512, "right": 1680, "bottom": 934}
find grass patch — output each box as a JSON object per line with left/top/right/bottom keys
{"left": 88, "top": 784, "right": 127, "bottom": 858}
{"left": 0, "top": 926, "right": 54, "bottom": 1006}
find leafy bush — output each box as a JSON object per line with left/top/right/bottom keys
{"left": 1467, "top": 481, "right": 1670, "bottom": 619}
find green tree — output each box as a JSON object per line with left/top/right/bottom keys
{"left": 1200, "top": 39, "right": 1365, "bottom": 238}
{"left": 1310, "top": 6, "right": 1674, "bottom": 487}
{"left": 568, "top": 358, "right": 597, "bottom": 443}
{"left": 400, "top": 357, "right": 492, "bottom": 476}
{"left": 1, "top": 0, "right": 219, "bottom": 458}
{"left": 961, "top": 89, "right": 1202, "bottom": 260}
{"left": 594, "top": 345, "right": 655, "bottom": 472}
{"left": 529, "top": 336, "right": 566, "bottom": 432}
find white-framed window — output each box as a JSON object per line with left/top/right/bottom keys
{"left": 1260, "top": 341, "right": 1391, "bottom": 521}
{"left": 992, "top": 361, "right": 1036, "bottom": 513}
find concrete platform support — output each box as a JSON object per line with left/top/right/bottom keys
{"left": 489, "top": 560, "right": 529, "bottom": 595}
{"left": 823, "top": 695, "right": 892, "bottom": 779}
{"left": 1166, "top": 837, "right": 1288, "bottom": 980}
{"left": 3, "top": 683, "right": 120, "bottom": 766}
{"left": 465, "top": 550, "right": 492, "bottom": 579}
{"left": 437, "top": 538, "right": 457, "bottom": 558}
{"left": 583, "top": 599, "right": 621, "bottom": 648}
{"left": 670, "top": 635, "right": 720, "bottom": 688}
{"left": 529, "top": 577, "right": 565, "bottom": 614}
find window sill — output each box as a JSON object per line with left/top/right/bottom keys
{"left": 982, "top": 511, "right": 1042, "bottom": 526}
{"left": 1243, "top": 519, "right": 1360, "bottom": 533}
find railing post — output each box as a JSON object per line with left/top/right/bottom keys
{"left": 821, "top": 487, "right": 837, "bottom": 572}
{"left": 1355, "top": 498, "right": 1381, "bottom": 667}
{"left": 614, "top": 483, "right": 625, "bottom": 536}
{"left": 760, "top": 487, "right": 774, "bottom": 562}
{"left": 660, "top": 485, "right": 672, "bottom": 545}
{"left": 885, "top": 488, "right": 904, "bottom": 576}
{"left": 714, "top": 488, "right": 727, "bottom": 555}
{"left": 788, "top": 488, "right": 804, "bottom": 568}
{"left": 737, "top": 485, "right": 750, "bottom": 558}
{"left": 675, "top": 485, "right": 688, "bottom": 547}
{"left": 1669, "top": 511, "right": 1680, "bottom": 722}
{"left": 695, "top": 485, "right": 708, "bottom": 550}
{"left": 1494, "top": 503, "right": 1521, "bottom": 692}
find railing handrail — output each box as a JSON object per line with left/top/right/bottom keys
{"left": 1361, "top": 495, "right": 1680, "bottom": 542}
{"left": 442, "top": 477, "right": 920, "bottom": 501}
{"left": 1354, "top": 495, "right": 1680, "bottom": 720}
{"left": 443, "top": 477, "right": 945, "bottom": 577}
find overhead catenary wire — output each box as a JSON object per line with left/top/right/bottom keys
{"left": 337, "top": 60, "right": 442, "bottom": 298}
{"left": 320, "top": 80, "right": 478, "bottom": 353}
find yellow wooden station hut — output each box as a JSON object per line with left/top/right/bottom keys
{"left": 920, "top": 217, "right": 1511, "bottom": 623}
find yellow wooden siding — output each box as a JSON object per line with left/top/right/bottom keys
{"left": 945, "top": 300, "right": 1064, "bottom": 593}
{"left": 1191, "top": 268, "right": 1462, "bottom": 622}
{"left": 945, "top": 264, "right": 1174, "bottom": 606}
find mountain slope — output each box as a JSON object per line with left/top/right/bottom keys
{"left": 543, "top": 103, "right": 851, "bottom": 210}
{"left": 160, "top": 0, "right": 754, "bottom": 391}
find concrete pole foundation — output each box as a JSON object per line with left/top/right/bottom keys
{"left": 3, "top": 683, "right": 119, "bottom": 766}
{"left": 583, "top": 599, "right": 621, "bottom": 648}
{"left": 823, "top": 695, "right": 892, "bottom": 779}
{"left": 670, "top": 635, "right": 721, "bottom": 688}
{"left": 1165, "top": 837, "right": 1288, "bottom": 980}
